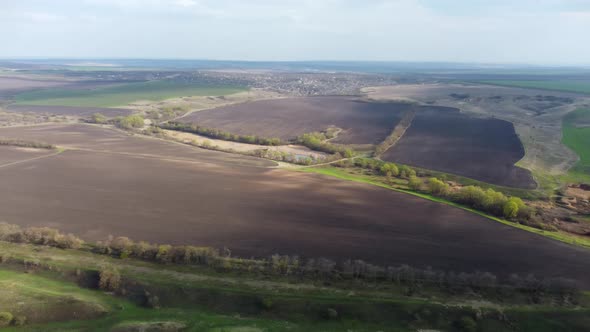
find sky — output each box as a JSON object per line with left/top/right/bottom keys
{"left": 2, "top": 0, "right": 590, "bottom": 65}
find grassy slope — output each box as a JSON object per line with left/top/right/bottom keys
{"left": 0, "top": 270, "right": 310, "bottom": 332}
{"left": 477, "top": 80, "right": 590, "bottom": 94}
{"left": 1, "top": 241, "right": 589, "bottom": 331}
{"left": 13, "top": 80, "right": 246, "bottom": 108}
{"left": 301, "top": 166, "right": 590, "bottom": 249}
{"left": 562, "top": 109, "right": 590, "bottom": 182}
{"left": 0, "top": 242, "right": 443, "bottom": 332}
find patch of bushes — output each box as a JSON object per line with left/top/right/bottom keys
{"left": 452, "top": 185, "right": 531, "bottom": 220}
{"left": 253, "top": 149, "right": 325, "bottom": 165}
{"left": 116, "top": 115, "right": 145, "bottom": 129}
{"left": 335, "top": 158, "right": 533, "bottom": 224}
{"left": 0, "top": 223, "right": 83, "bottom": 249}
{"left": 99, "top": 265, "right": 121, "bottom": 292}
{"left": 90, "top": 113, "right": 107, "bottom": 124}
{"left": 88, "top": 113, "right": 145, "bottom": 130}
{"left": 0, "top": 312, "right": 13, "bottom": 327}
{"left": 296, "top": 132, "right": 353, "bottom": 156}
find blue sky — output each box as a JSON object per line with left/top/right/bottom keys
{"left": 2, "top": 0, "right": 590, "bottom": 65}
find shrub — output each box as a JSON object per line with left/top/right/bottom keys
{"left": 144, "top": 290, "right": 161, "bottom": 309}
{"left": 427, "top": 178, "right": 450, "bottom": 196}
{"left": 408, "top": 175, "right": 422, "bottom": 190}
{"left": 503, "top": 200, "right": 519, "bottom": 219}
{"left": 399, "top": 165, "right": 415, "bottom": 178}
{"left": 456, "top": 316, "right": 477, "bottom": 332}
{"left": 56, "top": 233, "right": 84, "bottom": 249}
{"left": 99, "top": 266, "right": 121, "bottom": 292}
{"left": 12, "top": 315, "right": 26, "bottom": 326}
{"left": 110, "top": 236, "right": 134, "bottom": 258}
{"left": 380, "top": 163, "right": 399, "bottom": 177}
{"left": 117, "top": 115, "right": 144, "bottom": 129}
{"left": 156, "top": 245, "right": 172, "bottom": 263}
{"left": 259, "top": 297, "right": 274, "bottom": 310}
{"left": 0, "top": 312, "right": 13, "bottom": 327}
{"left": 325, "top": 308, "right": 338, "bottom": 320}
{"left": 90, "top": 113, "right": 107, "bottom": 124}
{"left": 503, "top": 197, "right": 525, "bottom": 219}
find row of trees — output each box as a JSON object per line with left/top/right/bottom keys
{"left": 252, "top": 149, "right": 319, "bottom": 165}
{"left": 334, "top": 158, "right": 532, "bottom": 222}
{"left": 0, "top": 223, "right": 83, "bottom": 249}
{"left": 89, "top": 234, "right": 577, "bottom": 299}
{"left": 296, "top": 132, "right": 354, "bottom": 157}
{"left": 0, "top": 223, "right": 578, "bottom": 302}
{"left": 425, "top": 180, "right": 532, "bottom": 220}
{"left": 160, "top": 122, "right": 283, "bottom": 146}
{"left": 374, "top": 109, "right": 415, "bottom": 157}
{"left": 336, "top": 158, "right": 417, "bottom": 179}
{"left": 0, "top": 139, "right": 54, "bottom": 149}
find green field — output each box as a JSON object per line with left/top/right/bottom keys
{"left": 13, "top": 80, "right": 246, "bottom": 108}
{"left": 478, "top": 80, "right": 590, "bottom": 94}
{"left": 562, "top": 109, "right": 590, "bottom": 182}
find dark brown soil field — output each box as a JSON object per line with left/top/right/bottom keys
{"left": 383, "top": 106, "right": 536, "bottom": 188}
{"left": 0, "top": 77, "right": 69, "bottom": 92}
{"left": 180, "top": 96, "right": 410, "bottom": 144}
{"left": 6, "top": 105, "right": 132, "bottom": 117}
{"left": 0, "top": 124, "right": 588, "bottom": 286}
{"left": 0, "top": 124, "right": 273, "bottom": 167}
{"left": 0, "top": 146, "right": 54, "bottom": 165}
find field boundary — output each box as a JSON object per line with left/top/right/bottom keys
{"left": 374, "top": 108, "right": 416, "bottom": 158}
{"left": 471, "top": 80, "right": 590, "bottom": 95}
{"left": 0, "top": 148, "right": 64, "bottom": 169}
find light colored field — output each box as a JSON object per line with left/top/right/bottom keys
{"left": 162, "top": 129, "right": 327, "bottom": 160}
{"left": 130, "top": 88, "right": 285, "bottom": 121}
{"left": 364, "top": 84, "right": 590, "bottom": 179}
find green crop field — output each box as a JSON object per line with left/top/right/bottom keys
{"left": 478, "top": 80, "right": 590, "bottom": 94}
{"left": 13, "top": 80, "right": 247, "bottom": 108}
{"left": 562, "top": 109, "right": 590, "bottom": 181}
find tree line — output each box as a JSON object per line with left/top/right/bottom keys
{"left": 0, "top": 222, "right": 579, "bottom": 303}
{"left": 335, "top": 158, "right": 534, "bottom": 223}
{"left": 0, "top": 223, "right": 83, "bottom": 249}
{"left": 87, "top": 235, "right": 584, "bottom": 302}
{"left": 159, "top": 122, "right": 283, "bottom": 146}
{"left": 0, "top": 139, "right": 54, "bottom": 150}
{"left": 296, "top": 131, "right": 354, "bottom": 157}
